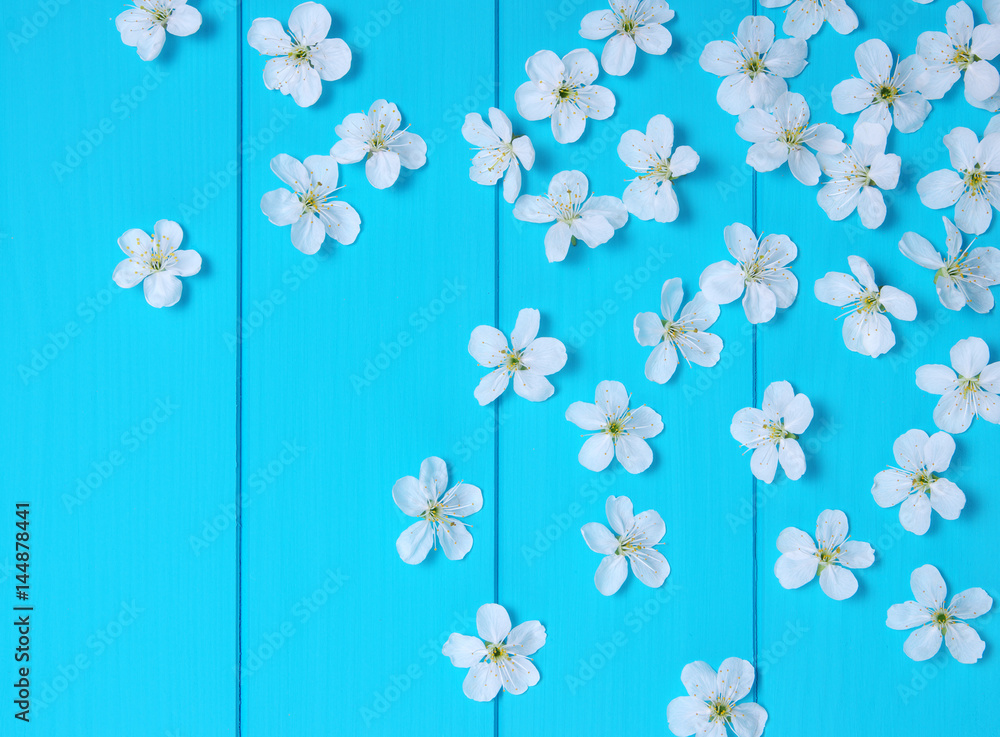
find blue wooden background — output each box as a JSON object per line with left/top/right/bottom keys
{"left": 1, "top": 0, "right": 995, "bottom": 735}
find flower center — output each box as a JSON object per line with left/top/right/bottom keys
{"left": 911, "top": 470, "right": 937, "bottom": 494}
{"left": 557, "top": 83, "right": 579, "bottom": 101}
{"left": 639, "top": 160, "right": 673, "bottom": 182}
{"left": 290, "top": 44, "right": 311, "bottom": 61}
{"left": 606, "top": 419, "right": 624, "bottom": 437}
{"left": 709, "top": 699, "right": 732, "bottom": 722}
{"left": 142, "top": 2, "right": 172, "bottom": 25}
{"left": 764, "top": 419, "right": 797, "bottom": 443}
{"left": 485, "top": 643, "right": 509, "bottom": 662}
{"left": 958, "top": 375, "right": 982, "bottom": 397}
{"left": 876, "top": 84, "right": 898, "bottom": 103}
{"left": 857, "top": 289, "right": 882, "bottom": 314}
{"left": 743, "top": 255, "right": 766, "bottom": 283}
{"left": 423, "top": 502, "right": 445, "bottom": 524}
{"left": 964, "top": 166, "right": 986, "bottom": 195}
{"left": 952, "top": 45, "right": 979, "bottom": 70}
{"left": 502, "top": 348, "right": 525, "bottom": 371}
{"left": 932, "top": 608, "right": 952, "bottom": 631}
{"left": 780, "top": 125, "right": 806, "bottom": 149}
{"left": 742, "top": 52, "right": 766, "bottom": 78}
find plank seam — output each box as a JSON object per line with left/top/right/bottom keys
{"left": 235, "top": 1, "right": 244, "bottom": 734}
{"left": 493, "top": 1, "right": 501, "bottom": 735}
{"left": 750, "top": 0, "right": 759, "bottom": 696}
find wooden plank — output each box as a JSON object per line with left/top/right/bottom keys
{"left": 0, "top": 1, "right": 238, "bottom": 733}
{"left": 497, "top": 2, "right": 755, "bottom": 732}
{"left": 238, "top": 1, "right": 496, "bottom": 734}
{"left": 755, "top": 2, "right": 997, "bottom": 733}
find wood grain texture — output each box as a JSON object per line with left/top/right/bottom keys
{"left": 1, "top": 1, "right": 995, "bottom": 736}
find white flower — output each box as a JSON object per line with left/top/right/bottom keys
{"left": 699, "top": 15, "right": 808, "bottom": 115}
{"left": 816, "top": 122, "right": 901, "bottom": 229}
{"left": 775, "top": 510, "right": 874, "bottom": 600}
{"left": 915, "top": 336, "right": 1000, "bottom": 433}
{"left": 581, "top": 495, "right": 669, "bottom": 596}
{"left": 633, "top": 278, "right": 722, "bottom": 384}
{"left": 731, "top": 380, "right": 813, "bottom": 483}
{"left": 759, "top": 0, "right": 858, "bottom": 39}
{"left": 813, "top": 255, "right": 917, "bottom": 357}
{"left": 736, "top": 92, "right": 845, "bottom": 186}
{"left": 872, "top": 430, "right": 965, "bottom": 534}
{"left": 442, "top": 603, "right": 545, "bottom": 701}
{"left": 260, "top": 154, "right": 360, "bottom": 255}
{"left": 700, "top": 223, "right": 798, "bottom": 324}
{"left": 331, "top": 100, "right": 427, "bottom": 189}
{"left": 618, "top": 114, "right": 699, "bottom": 222}
{"left": 461, "top": 108, "right": 535, "bottom": 203}
{"left": 899, "top": 216, "right": 1000, "bottom": 312}
{"left": 513, "top": 170, "right": 627, "bottom": 263}
{"left": 887, "top": 564, "right": 992, "bottom": 664}
{"left": 468, "top": 308, "right": 567, "bottom": 405}
{"left": 579, "top": 0, "right": 675, "bottom": 76}
{"left": 831, "top": 39, "right": 931, "bottom": 133}
{"left": 514, "top": 49, "right": 616, "bottom": 144}
{"left": 916, "top": 1, "right": 1000, "bottom": 103}
{"left": 667, "top": 658, "right": 767, "bottom": 737}
{"left": 392, "top": 457, "right": 482, "bottom": 565}
{"left": 916, "top": 126, "right": 1000, "bottom": 235}
{"left": 113, "top": 220, "right": 201, "bottom": 308}
{"left": 246, "top": 2, "right": 351, "bottom": 108}
{"left": 116, "top": 0, "right": 201, "bottom": 61}
{"left": 566, "top": 380, "right": 663, "bottom": 474}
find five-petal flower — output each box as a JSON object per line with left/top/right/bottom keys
{"left": 700, "top": 222, "right": 798, "bottom": 324}
{"left": 832, "top": 39, "right": 931, "bottom": 134}
{"left": 514, "top": 49, "right": 616, "bottom": 143}
{"left": 667, "top": 658, "right": 767, "bottom": 737}
{"left": 731, "top": 380, "right": 813, "bottom": 483}
{"left": 775, "top": 509, "right": 875, "bottom": 600}
{"left": 113, "top": 219, "right": 202, "bottom": 308}
{"left": 462, "top": 108, "right": 536, "bottom": 203}
{"left": 566, "top": 380, "right": 663, "bottom": 474}
{"left": 759, "top": 0, "right": 858, "bottom": 39}
{"left": 872, "top": 429, "right": 965, "bottom": 534}
{"left": 331, "top": 100, "right": 427, "bottom": 189}
{"left": 634, "top": 278, "right": 723, "bottom": 383}
{"left": 887, "top": 564, "right": 992, "bottom": 664}
{"left": 116, "top": 0, "right": 202, "bottom": 61}
{"left": 916, "top": 1, "right": 1000, "bottom": 103}
{"left": 618, "top": 114, "right": 699, "bottom": 222}
{"left": 699, "top": 15, "right": 808, "bottom": 114}
{"left": 392, "top": 457, "right": 482, "bottom": 565}
{"left": 899, "top": 215, "right": 1000, "bottom": 312}
{"left": 736, "top": 91, "right": 846, "bottom": 185}
{"left": 917, "top": 126, "right": 1000, "bottom": 235}
{"left": 468, "top": 308, "right": 567, "bottom": 405}
{"left": 916, "top": 336, "right": 1000, "bottom": 432}
{"left": 813, "top": 255, "right": 917, "bottom": 357}
{"left": 816, "top": 122, "right": 901, "bottom": 229}
{"left": 579, "top": 0, "right": 675, "bottom": 76}
{"left": 581, "top": 495, "right": 669, "bottom": 596}
{"left": 442, "top": 603, "right": 546, "bottom": 701}
{"left": 247, "top": 2, "right": 351, "bottom": 107}
{"left": 260, "top": 154, "right": 360, "bottom": 254}
{"left": 513, "top": 170, "right": 627, "bottom": 262}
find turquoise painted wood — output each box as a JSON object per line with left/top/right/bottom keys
{"left": 1, "top": 1, "right": 995, "bottom": 736}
